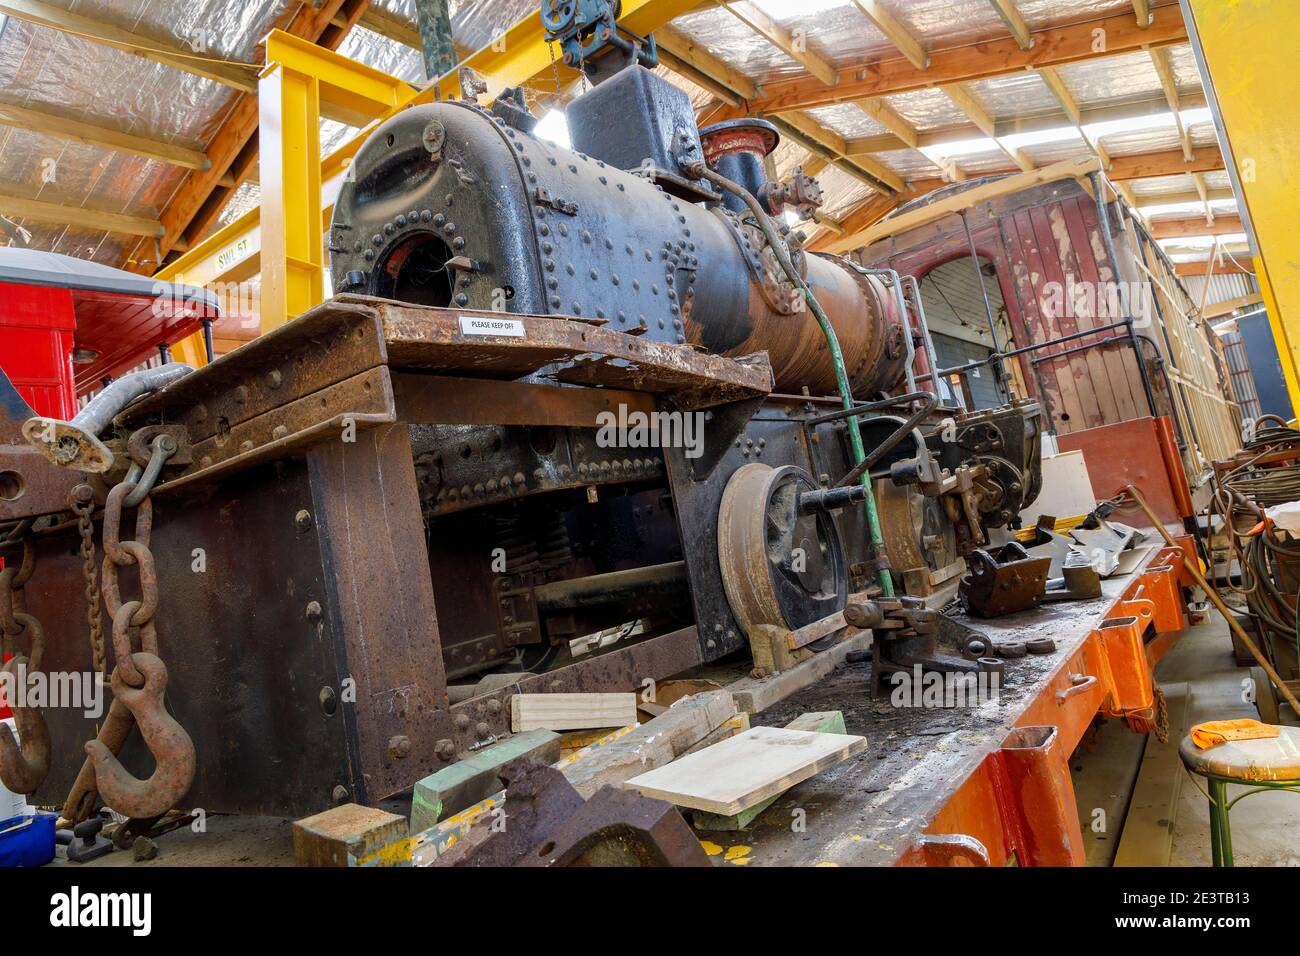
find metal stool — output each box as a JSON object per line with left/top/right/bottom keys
{"left": 1179, "top": 725, "right": 1300, "bottom": 866}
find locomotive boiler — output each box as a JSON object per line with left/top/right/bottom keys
{"left": 324, "top": 59, "right": 1043, "bottom": 679}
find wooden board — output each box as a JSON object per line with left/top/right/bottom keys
{"left": 728, "top": 631, "right": 871, "bottom": 714}
{"left": 622, "top": 725, "right": 866, "bottom": 816}
{"left": 510, "top": 692, "right": 639, "bottom": 732}
{"left": 1114, "top": 682, "right": 1191, "bottom": 867}
{"left": 693, "top": 711, "right": 846, "bottom": 831}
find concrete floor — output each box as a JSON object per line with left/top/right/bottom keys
{"left": 1073, "top": 613, "right": 1300, "bottom": 866}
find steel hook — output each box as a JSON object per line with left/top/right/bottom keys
{"left": 85, "top": 652, "right": 194, "bottom": 820}
{"left": 0, "top": 613, "right": 50, "bottom": 795}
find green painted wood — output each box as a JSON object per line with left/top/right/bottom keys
{"left": 410, "top": 729, "right": 561, "bottom": 832}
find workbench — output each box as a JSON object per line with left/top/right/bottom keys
{"left": 699, "top": 540, "right": 1196, "bottom": 867}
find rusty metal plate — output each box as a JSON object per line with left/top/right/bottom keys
{"left": 358, "top": 296, "right": 773, "bottom": 409}
{"left": 154, "top": 367, "right": 396, "bottom": 497}
{"left": 119, "top": 302, "right": 388, "bottom": 443}
{"left": 392, "top": 372, "right": 656, "bottom": 428}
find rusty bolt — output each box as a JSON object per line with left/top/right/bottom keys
{"left": 71, "top": 483, "right": 94, "bottom": 505}
{"left": 295, "top": 509, "right": 313, "bottom": 532}
{"left": 305, "top": 600, "right": 323, "bottom": 623}
{"left": 454, "top": 713, "right": 471, "bottom": 729}
{"left": 486, "top": 699, "right": 501, "bottom": 715}
{"left": 436, "top": 739, "right": 456, "bottom": 761}
{"left": 234, "top": 385, "right": 249, "bottom": 403}
{"left": 267, "top": 369, "right": 283, "bottom": 389}
{"left": 319, "top": 686, "right": 337, "bottom": 716}
{"left": 474, "top": 721, "right": 490, "bottom": 738}
{"left": 388, "top": 735, "right": 411, "bottom": 759}
{"left": 272, "top": 425, "right": 289, "bottom": 440}
{"left": 332, "top": 785, "right": 350, "bottom": 804}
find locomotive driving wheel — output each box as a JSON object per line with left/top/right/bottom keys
{"left": 717, "top": 463, "right": 849, "bottom": 634}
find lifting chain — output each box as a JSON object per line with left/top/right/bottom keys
{"left": 0, "top": 537, "right": 51, "bottom": 795}
{"left": 70, "top": 484, "right": 105, "bottom": 678}
{"left": 67, "top": 436, "right": 195, "bottom": 821}
{"left": 1153, "top": 683, "right": 1170, "bottom": 745}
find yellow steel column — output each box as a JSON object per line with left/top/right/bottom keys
{"left": 1184, "top": 0, "right": 1300, "bottom": 414}
{"left": 259, "top": 39, "right": 323, "bottom": 333}
{"left": 258, "top": 31, "right": 410, "bottom": 332}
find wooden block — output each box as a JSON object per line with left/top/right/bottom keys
{"left": 410, "top": 729, "right": 561, "bottom": 831}
{"left": 510, "top": 692, "right": 639, "bottom": 732}
{"left": 562, "top": 690, "right": 736, "bottom": 799}
{"left": 682, "top": 712, "right": 750, "bottom": 756}
{"left": 728, "top": 631, "right": 871, "bottom": 714}
{"left": 294, "top": 803, "right": 410, "bottom": 867}
{"left": 692, "top": 711, "right": 845, "bottom": 831}
{"left": 623, "top": 725, "right": 866, "bottom": 816}
{"left": 783, "top": 710, "right": 847, "bottom": 735}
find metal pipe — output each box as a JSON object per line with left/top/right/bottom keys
{"left": 835, "top": 391, "right": 937, "bottom": 488}
{"left": 201, "top": 318, "right": 216, "bottom": 364}
{"left": 690, "top": 160, "right": 895, "bottom": 597}
{"left": 959, "top": 209, "right": 1011, "bottom": 403}
{"left": 21, "top": 363, "right": 193, "bottom": 473}
{"left": 533, "top": 561, "right": 687, "bottom": 610}
{"left": 803, "top": 390, "right": 936, "bottom": 427}
{"left": 917, "top": 320, "right": 1132, "bottom": 381}
{"left": 901, "top": 273, "right": 952, "bottom": 406}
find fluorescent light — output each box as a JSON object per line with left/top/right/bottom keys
{"left": 533, "top": 110, "right": 571, "bottom": 149}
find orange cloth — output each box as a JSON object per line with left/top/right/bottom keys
{"left": 1191, "top": 718, "right": 1281, "bottom": 749}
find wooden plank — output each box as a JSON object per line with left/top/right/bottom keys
{"left": 719, "top": 1, "right": 837, "bottom": 85}
{"left": 850, "top": 0, "right": 928, "bottom": 69}
{"left": 510, "top": 692, "right": 639, "bottom": 732}
{"left": 622, "top": 725, "right": 866, "bottom": 816}
{"left": 0, "top": 191, "right": 162, "bottom": 237}
{"left": 988, "top": 0, "right": 1034, "bottom": 51}
{"left": 1150, "top": 215, "right": 1244, "bottom": 240}
{"left": 409, "top": 729, "right": 561, "bottom": 831}
{"left": 692, "top": 711, "right": 846, "bottom": 831}
{"left": 1202, "top": 293, "right": 1263, "bottom": 320}
{"left": 728, "top": 630, "right": 871, "bottom": 714}
{"left": 0, "top": 101, "right": 211, "bottom": 171}
{"left": 714, "top": 5, "right": 1187, "bottom": 116}
{"left": 561, "top": 689, "right": 737, "bottom": 798}
{"left": 1114, "top": 682, "right": 1190, "bottom": 866}
{"left": 0, "top": 0, "right": 258, "bottom": 92}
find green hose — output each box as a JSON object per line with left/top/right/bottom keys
{"left": 692, "top": 163, "right": 894, "bottom": 597}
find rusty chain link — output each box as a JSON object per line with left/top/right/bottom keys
{"left": 1153, "top": 683, "right": 1169, "bottom": 745}
{"left": 74, "top": 438, "right": 196, "bottom": 821}
{"left": 0, "top": 535, "right": 51, "bottom": 794}
{"left": 70, "top": 485, "right": 106, "bottom": 678}
{"left": 101, "top": 481, "right": 158, "bottom": 689}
